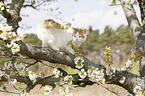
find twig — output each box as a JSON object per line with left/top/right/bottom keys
{"left": 0, "top": 90, "right": 20, "bottom": 94}
{"left": 26, "top": 60, "right": 39, "bottom": 68}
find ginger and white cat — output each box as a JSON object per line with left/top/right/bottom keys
{"left": 37, "top": 19, "right": 88, "bottom": 53}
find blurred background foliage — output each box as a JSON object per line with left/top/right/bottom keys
{"left": 23, "top": 33, "right": 42, "bottom": 46}
{"left": 81, "top": 24, "right": 135, "bottom": 66}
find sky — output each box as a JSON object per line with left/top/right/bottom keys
{"left": 17, "top": 0, "right": 141, "bottom": 35}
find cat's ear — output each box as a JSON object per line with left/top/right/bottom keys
{"left": 83, "top": 29, "right": 89, "bottom": 35}
{"left": 86, "top": 29, "right": 89, "bottom": 35}
{"left": 66, "top": 23, "right": 71, "bottom": 29}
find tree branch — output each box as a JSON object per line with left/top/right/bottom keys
{"left": 1, "top": 0, "right": 25, "bottom": 32}
{"left": 22, "top": 0, "right": 53, "bottom": 9}
{"left": 23, "top": 0, "right": 36, "bottom": 9}
{"left": 119, "top": 0, "right": 141, "bottom": 40}
{"left": 0, "top": 8, "right": 11, "bottom": 19}
{"left": 23, "top": 4, "right": 36, "bottom": 9}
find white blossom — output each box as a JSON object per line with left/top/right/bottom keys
{"left": 101, "top": 78, "right": 105, "bottom": 84}
{"left": 64, "top": 75, "right": 73, "bottom": 86}
{"left": 0, "top": 70, "right": 5, "bottom": 77}
{"left": 0, "top": 2, "right": 5, "bottom": 11}
{"left": 132, "top": 78, "right": 144, "bottom": 96}
{"left": 3, "top": 25, "right": 12, "bottom": 32}
{"left": 59, "top": 85, "right": 73, "bottom": 96}
{"left": 59, "top": 86, "right": 69, "bottom": 94}
{"left": 0, "top": 24, "right": 12, "bottom": 32}
{"left": 11, "top": 44, "right": 20, "bottom": 54}
{"left": 44, "top": 86, "right": 52, "bottom": 95}
{"left": 56, "top": 75, "right": 73, "bottom": 96}
{"left": 0, "top": 24, "right": 4, "bottom": 31}
{"left": 0, "top": 83, "right": 8, "bottom": 91}
{"left": 119, "top": 76, "right": 125, "bottom": 84}
{"left": 87, "top": 68, "right": 105, "bottom": 84}
{"left": 0, "top": 24, "right": 19, "bottom": 41}
{"left": 74, "top": 56, "right": 84, "bottom": 69}
{"left": 124, "top": 59, "right": 135, "bottom": 71}
{"left": 0, "top": 24, "right": 21, "bottom": 54}
{"left": 28, "top": 71, "right": 38, "bottom": 83}
{"left": 79, "top": 69, "right": 87, "bottom": 79}
{"left": 4, "top": 61, "right": 12, "bottom": 69}
{"left": 125, "top": 59, "right": 132, "bottom": 67}
{"left": 53, "top": 68, "right": 60, "bottom": 78}
{"left": 133, "top": 85, "right": 142, "bottom": 94}
{"left": 137, "top": 78, "right": 144, "bottom": 88}
{"left": 0, "top": 31, "right": 7, "bottom": 40}
{"left": 9, "top": 79, "right": 17, "bottom": 86}
{"left": 64, "top": 75, "right": 73, "bottom": 82}
{"left": 14, "top": 62, "right": 26, "bottom": 73}
{"left": 0, "top": 6, "right": 4, "bottom": 10}
{"left": 15, "top": 36, "right": 21, "bottom": 41}
{"left": 7, "top": 32, "right": 17, "bottom": 39}
{"left": 20, "top": 92, "right": 29, "bottom": 96}
{"left": 121, "top": 67, "right": 126, "bottom": 71}
{"left": 56, "top": 76, "right": 73, "bottom": 87}
{"left": 106, "top": 65, "right": 116, "bottom": 76}
{"left": 7, "top": 41, "right": 20, "bottom": 54}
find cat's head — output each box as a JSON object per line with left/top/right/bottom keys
{"left": 72, "top": 28, "right": 88, "bottom": 38}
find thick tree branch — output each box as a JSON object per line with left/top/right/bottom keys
{"left": 119, "top": 0, "right": 141, "bottom": 40}
{"left": 18, "top": 41, "right": 104, "bottom": 70}
{"left": 0, "top": 69, "right": 139, "bottom": 95}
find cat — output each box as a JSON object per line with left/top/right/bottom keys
{"left": 37, "top": 19, "right": 88, "bottom": 54}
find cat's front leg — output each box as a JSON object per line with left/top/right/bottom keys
{"left": 42, "top": 39, "right": 48, "bottom": 47}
